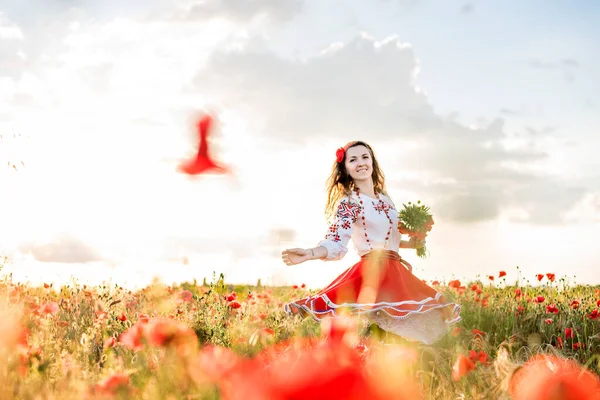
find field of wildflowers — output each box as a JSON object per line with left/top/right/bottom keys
{"left": 1, "top": 260, "right": 600, "bottom": 399}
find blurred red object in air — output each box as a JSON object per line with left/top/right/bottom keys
{"left": 178, "top": 115, "right": 229, "bottom": 175}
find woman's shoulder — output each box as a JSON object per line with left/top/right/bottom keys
{"left": 379, "top": 192, "right": 397, "bottom": 208}
{"left": 333, "top": 195, "right": 361, "bottom": 220}
{"left": 337, "top": 192, "right": 360, "bottom": 205}
{"left": 337, "top": 194, "right": 360, "bottom": 209}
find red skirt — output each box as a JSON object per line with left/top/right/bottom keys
{"left": 284, "top": 250, "right": 461, "bottom": 344}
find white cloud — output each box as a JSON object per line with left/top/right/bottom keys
{"left": 18, "top": 235, "right": 103, "bottom": 264}
{"left": 0, "top": 13, "right": 26, "bottom": 78}
{"left": 0, "top": 1, "right": 597, "bottom": 289}
{"left": 193, "top": 33, "right": 430, "bottom": 141}
{"left": 459, "top": 3, "right": 475, "bottom": 14}
{"left": 564, "top": 191, "right": 600, "bottom": 223}
{"left": 528, "top": 57, "right": 581, "bottom": 83}
{"left": 192, "top": 33, "right": 589, "bottom": 224}
{"left": 172, "top": 0, "right": 304, "bottom": 23}
{"left": 0, "top": 13, "right": 24, "bottom": 40}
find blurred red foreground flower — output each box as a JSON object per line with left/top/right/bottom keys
{"left": 189, "top": 317, "right": 423, "bottom": 400}
{"left": 119, "top": 317, "right": 198, "bottom": 357}
{"left": 509, "top": 354, "right": 600, "bottom": 400}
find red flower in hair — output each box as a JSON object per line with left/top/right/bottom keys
{"left": 336, "top": 147, "right": 345, "bottom": 163}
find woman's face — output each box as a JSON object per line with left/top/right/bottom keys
{"left": 344, "top": 145, "right": 373, "bottom": 182}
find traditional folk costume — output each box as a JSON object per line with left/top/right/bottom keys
{"left": 284, "top": 190, "right": 461, "bottom": 345}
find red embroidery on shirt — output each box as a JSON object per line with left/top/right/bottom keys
{"left": 335, "top": 200, "right": 360, "bottom": 222}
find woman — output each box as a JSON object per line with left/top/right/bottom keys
{"left": 281, "top": 141, "right": 461, "bottom": 345}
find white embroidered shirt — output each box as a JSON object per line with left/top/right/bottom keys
{"left": 317, "top": 192, "right": 402, "bottom": 260}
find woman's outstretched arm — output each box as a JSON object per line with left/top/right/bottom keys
{"left": 282, "top": 246, "right": 328, "bottom": 266}
{"left": 282, "top": 197, "right": 358, "bottom": 266}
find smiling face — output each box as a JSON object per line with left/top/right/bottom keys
{"left": 344, "top": 145, "right": 373, "bottom": 182}
{"left": 324, "top": 140, "right": 387, "bottom": 220}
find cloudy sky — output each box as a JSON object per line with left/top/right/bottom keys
{"left": 1, "top": 0, "right": 599, "bottom": 289}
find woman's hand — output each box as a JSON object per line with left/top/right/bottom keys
{"left": 281, "top": 248, "right": 311, "bottom": 266}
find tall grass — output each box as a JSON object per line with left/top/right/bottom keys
{"left": 0, "top": 262, "right": 599, "bottom": 399}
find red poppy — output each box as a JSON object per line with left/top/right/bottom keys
{"left": 424, "top": 216, "right": 434, "bottom": 232}
{"left": 499, "top": 271, "right": 507, "bottom": 278}
{"left": 261, "top": 328, "right": 275, "bottom": 336}
{"left": 226, "top": 292, "right": 237, "bottom": 302}
{"left": 104, "top": 337, "right": 116, "bottom": 348}
{"left": 95, "top": 372, "right": 131, "bottom": 397}
{"left": 119, "top": 323, "right": 145, "bottom": 351}
{"left": 201, "top": 337, "right": 421, "bottom": 400}
{"left": 448, "top": 280, "right": 461, "bottom": 289}
{"left": 509, "top": 354, "right": 600, "bottom": 400}
{"left": 565, "top": 328, "right": 574, "bottom": 339}
{"left": 0, "top": 318, "right": 29, "bottom": 350}
{"left": 546, "top": 304, "right": 559, "bottom": 314}
{"left": 178, "top": 290, "right": 193, "bottom": 303}
{"left": 516, "top": 305, "right": 525, "bottom": 316}
{"left": 228, "top": 301, "right": 241, "bottom": 309}
{"left": 452, "top": 355, "right": 476, "bottom": 381}
{"left": 39, "top": 302, "right": 59, "bottom": 315}
{"left": 570, "top": 300, "right": 580, "bottom": 309}
{"left": 144, "top": 318, "right": 198, "bottom": 356}
{"left": 468, "top": 350, "right": 488, "bottom": 364}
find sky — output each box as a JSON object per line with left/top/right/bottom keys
{"left": 0, "top": 0, "right": 599, "bottom": 290}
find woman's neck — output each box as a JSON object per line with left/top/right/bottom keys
{"left": 353, "top": 179, "right": 376, "bottom": 198}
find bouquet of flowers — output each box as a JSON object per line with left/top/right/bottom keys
{"left": 398, "top": 200, "right": 434, "bottom": 258}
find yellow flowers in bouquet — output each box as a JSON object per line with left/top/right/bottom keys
{"left": 398, "top": 200, "right": 434, "bottom": 258}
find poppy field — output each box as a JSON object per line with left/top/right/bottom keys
{"left": 1, "top": 265, "right": 600, "bottom": 399}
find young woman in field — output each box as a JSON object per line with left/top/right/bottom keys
{"left": 281, "top": 141, "right": 461, "bottom": 345}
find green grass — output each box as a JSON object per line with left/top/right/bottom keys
{"left": 0, "top": 267, "right": 599, "bottom": 399}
